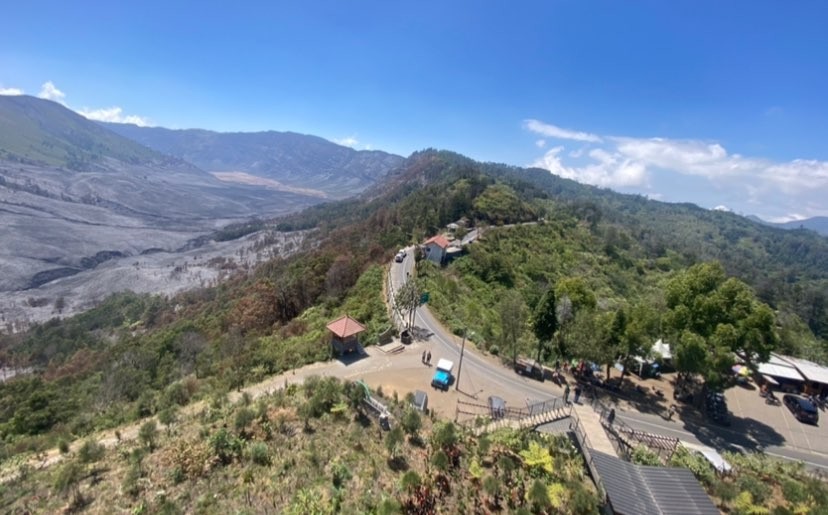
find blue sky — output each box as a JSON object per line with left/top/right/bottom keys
{"left": 2, "top": 1, "right": 827, "bottom": 221}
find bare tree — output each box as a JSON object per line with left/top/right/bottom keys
{"left": 395, "top": 279, "right": 421, "bottom": 331}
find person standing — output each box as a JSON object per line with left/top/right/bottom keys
{"left": 426, "top": 351, "right": 432, "bottom": 365}
{"left": 563, "top": 384, "right": 571, "bottom": 404}
{"left": 422, "top": 350, "right": 426, "bottom": 364}
{"left": 574, "top": 384, "right": 582, "bottom": 404}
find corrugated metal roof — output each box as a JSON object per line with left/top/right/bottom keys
{"left": 757, "top": 362, "right": 804, "bottom": 382}
{"left": 591, "top": 451, "right": 719, "bottom": 515}
{"left": 780, "top": 356, "right": 828, "bottom": 385}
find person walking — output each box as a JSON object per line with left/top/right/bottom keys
{"left": 574, "top": 384, "right": 582, "bottom": 404}
{"left": 426, "top": 351, "right": 432, "bottom": 365}
{"left": 563, "top": 384, "right": 571, "bottom": 405}
{"left": 422, "top": 350, "right": 426, "bottom": 364}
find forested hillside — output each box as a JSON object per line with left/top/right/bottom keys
{"left": 1, "top": 148, "right": 825, "bottom": 469}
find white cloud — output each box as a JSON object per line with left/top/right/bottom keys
{"left": 524, "top": 119, "right": 602, "bottom": 143}
{"left": 530, "top": 146, "right": 648, "bottom": 188}
{"left": 28, "top": 81, "right": 151, "bottom": 126}
{"left": 0, "top": 86, "right": 24, "bottom": 96}
{"left": 610, "top": 137, "right": 828, "bottom": 196}
{"left": 334, "top": 136, "right": 359, "bottom": 148}
{"left": 535, "top": 139, "right": 546, "bottom": 148}
{"left": 766, "top": 214, "right": 806, "bottom": 223}
{"left": 525, "top": 118, "right": 828, "bottom": 219}
{"left": 76, "top": 106, "right": 149, "bottom": 126}
{"left": 38, "top": 81, "right": 66, "bottom": 103}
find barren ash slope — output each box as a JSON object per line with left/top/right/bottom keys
{"left": 0, "top": 95, "right": 402, "bottom": 329}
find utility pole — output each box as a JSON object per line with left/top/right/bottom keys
{"left": 455, "top": 328, "right": 466, "bottom": 391}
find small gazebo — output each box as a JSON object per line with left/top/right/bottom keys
{"left": 326, "top": 315, "right": 366, "bottom": 356}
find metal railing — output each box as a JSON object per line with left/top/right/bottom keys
{"left": 569, "top": 411, "right": 607, "bottom": 502}
{"left": 455, "top": 397, "right": 572, "bottom": 433}
{"left": 578, "top": 381, "right": 680, "bottom": 463}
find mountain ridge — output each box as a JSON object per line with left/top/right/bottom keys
{"left": 102, "top": 123, "right": 404, "bottom": 199}
{"left": 746, "top": 214, "right": 828, "bottom": 236}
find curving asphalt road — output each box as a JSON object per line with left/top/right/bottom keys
{"left": 390, "top": 248, "right": 828, "bottom": 471}
{"left": 390, "top": 247, "right": 561, "bottom": 405}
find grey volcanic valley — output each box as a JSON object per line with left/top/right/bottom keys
{"left": 0, "top": 95, "right": 401, "bottom": 329}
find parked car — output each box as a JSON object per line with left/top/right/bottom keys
{"left": 705, "top": 392, "right": 731, "bottom": 426}
{"left": 431, "top": 359, "right": 454, "bottom": 391}
{"left": 783, "top": 394, "right": 819, "bottom": 424}
{"left": 515, "top": 357, "right": 545, "bottom": 382}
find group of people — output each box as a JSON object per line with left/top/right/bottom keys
{"left": 562, "top": 383, "right": 583, "bottom": 405}
{"left": 421, "top": 350, "right": 432, "bottom": 365}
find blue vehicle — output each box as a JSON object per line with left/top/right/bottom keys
{"left": 431, "top": 359, "right": 454, "bottom": 391}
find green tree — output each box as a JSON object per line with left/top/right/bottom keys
{"left": 499, "top": 290, "right": 528, "bottom": 367}
{"left": 532, "top": 289, "right": 557, "bottom": 362}
{"left": 431, "top": 421, "right": 458, "bottom": 452}
{"left": 53, "top": 459, "right": 84, "bottom": 504}
{"left": 566, "top": 309, "right": 613, "bottom": 372}
{"left": 432, "top": 449, "right": 450, "bottom": 472}
{"left": 556, "top": 277, "right": 597, "bottom": 313}
{"left": 526, "top": 478, "right": 551, "bottom": 512}
{"left": 158, "top": 407, "right": 178, "bottom": 435}
{"left": 665, "top": 262, "right": 778, "bottom": 387}
{"left": 77, "top": 439, "right": 105, "bottom": 464}
{"left": 138, "top": 420, "right": 158, "bottom": 451}
{"left": 345, "top": 381, "right": 368, "bottom": 414}
{"left": 385, "top": 426, "right": 405, "bottom": 461}
{"left": 234, "top": 407, "right": 256, "bottom": 433}
{"left": 400, "top": 408, "right": 422, "bottom": 441}
{"left": 399, "top": 470, "right": 421, "bottom": 492}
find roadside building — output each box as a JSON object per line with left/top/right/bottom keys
{"left": 779, "top": 355, "right": 828, "bottom": 396}
{"left": 423, "top": 234, "right": 450, "bottom": 265}
{"left": 757, "top": 354, "right": 806, "bottom": 392}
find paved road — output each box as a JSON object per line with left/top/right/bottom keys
{"left": 617, "top": 409, "right": 828, "bottom": 472}
{"left": 391, "top": 248, "right": 828, "bottom": 472}
{"left": 390, "top": 248, "right": 560, "bottom": 405}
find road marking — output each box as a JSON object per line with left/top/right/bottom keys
{"left": 616, "top": 414, "right": 696, "bottom": 438}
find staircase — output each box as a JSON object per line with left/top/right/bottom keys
{"left": 475, "top": 405, "right": 571, "bottom": 435}
{"left": 458, "top": 399, "right": 571, "bottom": 436}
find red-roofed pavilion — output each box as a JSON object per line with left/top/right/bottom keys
{"left": 326, "top": 315, "right": 366, "bottom": 355}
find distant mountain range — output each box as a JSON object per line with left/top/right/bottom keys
{"left": 102, "top": 123, "right": 403, "bottom": 200}
{"left": 0, "top": 96, "right": 402, "bottom": 293}
{"left": 746, "top": 215, "right": 828, "bottom": 236}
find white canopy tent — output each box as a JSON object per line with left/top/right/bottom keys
{"left": 651, "top": 339, "right": 672, "bottom": 360}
